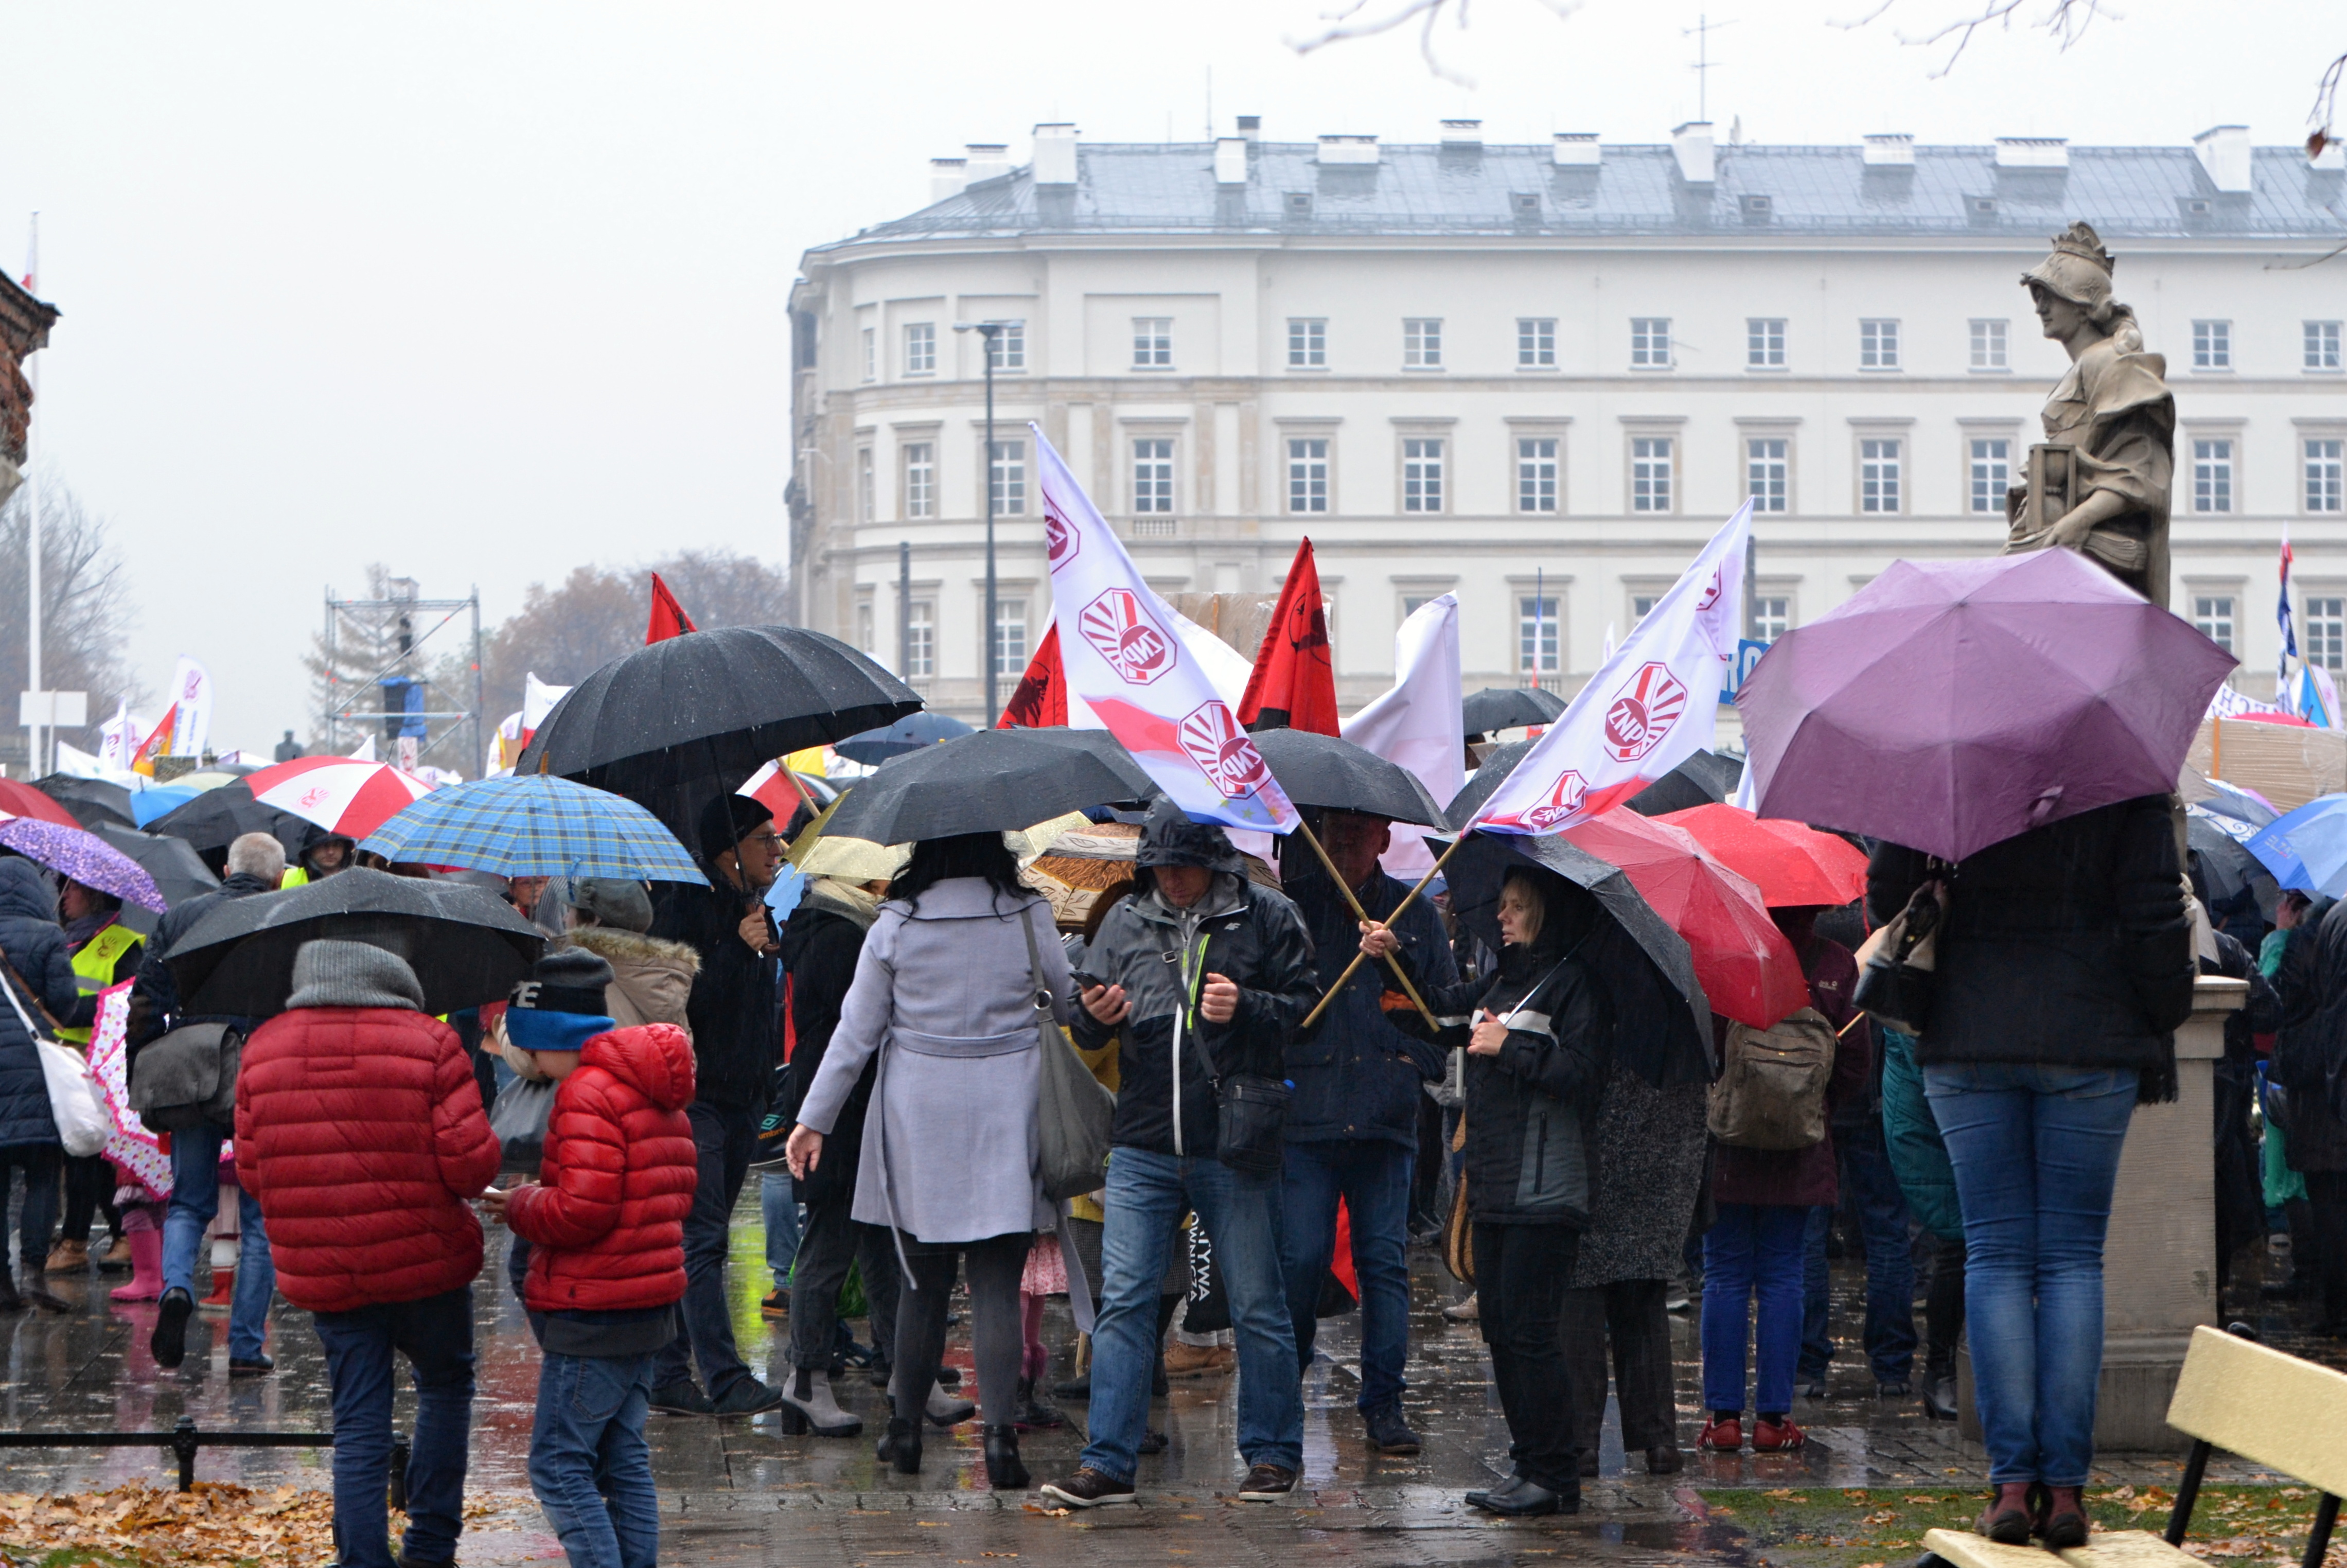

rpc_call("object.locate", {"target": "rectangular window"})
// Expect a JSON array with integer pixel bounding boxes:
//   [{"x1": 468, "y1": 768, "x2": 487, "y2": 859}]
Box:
[
  {"x1": 1402, "y1": 437, "x2": 1444, "y2": 513},
  {"x1": 2306, "y1": 321, "x2": 2343, "y2": 372},
  {"x1": 2193, "y1": 595, "x2": 2236, "y2": 653},
  {"x1": 1860, "y1": 319, "x2": 1900, "y2": 369},
  {"x1": 1518, "y1": 596, "x2": 1559, "y2": 676},
  {"x1": 1969, "y1": 318, "x2": 2008, "y2": 371},
  {"x1": 992, "y1": 598, "x2": 1027, "y2": 678},
  {"x1": 1287, "y1": 318, "x2": 1325, "y2": 368},
  {"x1": 1752, "y1": 596, "x2": 1790, "y2": 642},
  {"x1": 1747, "y1": 318, "x2": 1786, "y2": 369},
  {"x1": 989, "y1": 438, "x2": 1027, "y2": 517},
  {"x1": 903, "y1": 322, "x2": 936, "y2": 375},
  {"x1": 2193, "y1": 438, "x2": 2235, "y2": 514},
  {"x1": 988, "y1": 323, "x2": 1025, "y2": 372},
  {"x1": 1287, "y1": 437, "x2": 1329, "y2": 514},
  {"x1": 1746, "y1": 437, "x2": 1788, "y2": 513},
  {"x1": 1516, "y1": 437, "x2": 1559, "y2": 514},
  {"x1": 1631, "y1": 436, "x2": 1673, "y2": 512},
  {"x1": 1631, "y1": 594, "x2": 1661, "y2": 626},
  {"x1": 901, "y1": 442, "x2": 935, "y2": 519},
  {"x1": 1403, "y1": 318, "x2": 1443, "y2": 368},
  {"x1": 855, "y1": 446, "x2": 874, "y2": 524},
  {"x1": 1969, "y1": 437, "x2": 2011, "y2": 515},
  {"x1": 1517, "y1": 318, "x2": 1556, "y2": 368},
  {"x1": 904, "y1": 600, "x2": 936, "y2": 678},
  {"x1": 1132, "y1": 438, "x2": 1175, "y2": 514},
  {"x1": 1630, "y1": 318, "x2": 1672, "y2": 368},
  {"x1": 1132, "y1": 316, "x2": 1172, "y2": 368},
  {"x1": 1860, "y1": 437, "x2": 1902, "y2": 513},
  {"x1": 2310, "y1": 438, "x2": 2346, "y2": 513},
  {"x1": 1401, "y1": 594, "x2": 1435, "y2": 622},
  {"x1": 856, "y1": 600, "x2": 875, "y2": 654},
  {"x1": 861, "y1": 327, "x2": 876, "y2": 382},
  {"x1": 2307, "y1": 596, "x2": 2346, "y2": 672},
  {"x1": 2193, "y1": 320, "x2": 2232, "y2": 371}
]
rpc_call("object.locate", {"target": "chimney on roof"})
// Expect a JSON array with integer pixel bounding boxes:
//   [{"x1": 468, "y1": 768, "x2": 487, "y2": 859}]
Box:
[
  {"x1": 1995, "y1": 136, "x2": 2069, "y2": 169},
  {"x1": 2317, "y1": 136, "x2": 2347, "y2": 171},
  {"x1": 965, "y1": 143, "x2": 1011, "y2": 183},
  {"x1": 1033, "y1": 122, "x2": 1078, "y2": 186},
  {"x1": 2193, "y1": 125, "x2": 2252, "y2": 193},
  {"x1": 1237, "y1": 115, "x2": 1261, "y2": 143},
  {"x1": 1440, "y1": 118, "x2": 1483, "y2": 149},
  {"x1": 930, "y1": 157, "x2": 968, "y2": 202},
  {"x1": 1317, "y1": 134, "x2": 1380, "y2": 165},
  {"x1": 1862, "y1": 133, "x2": 1914, "y2": 167},
  {"x1": 1552, "y1": 132, "x2": 1600, "y2": 167},
  {"x1": 1215, "y1": 137, "x2": 1249, "y2": 185},
  {"x1": 1672, "y1": 121, "x2": 1715, "y2": 184}
]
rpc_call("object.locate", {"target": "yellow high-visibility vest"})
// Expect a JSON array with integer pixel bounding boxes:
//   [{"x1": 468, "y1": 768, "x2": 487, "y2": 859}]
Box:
[{"x1": 60, "y1": 922, "x2": 143, "y2": 1046}]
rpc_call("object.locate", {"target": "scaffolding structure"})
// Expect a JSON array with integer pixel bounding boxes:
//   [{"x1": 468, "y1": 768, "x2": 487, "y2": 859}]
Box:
[{"x1": 321, "y1": 579, "x2": 486, "y2": 776}]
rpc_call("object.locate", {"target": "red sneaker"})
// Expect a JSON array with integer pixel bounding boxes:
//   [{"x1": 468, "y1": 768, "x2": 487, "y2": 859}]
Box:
[
  {"x1": 1752, "y1": 1416, "x2": 1807, "y2": 1451},
  {"x1": 1698, "y1": 1414, "x2": 1743, "y2": 1452}
]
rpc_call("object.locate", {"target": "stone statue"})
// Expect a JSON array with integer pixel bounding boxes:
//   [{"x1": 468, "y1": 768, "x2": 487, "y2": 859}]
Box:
[{"x1": 2004, "y1": 221, "x2": 2176, "y2": 608}]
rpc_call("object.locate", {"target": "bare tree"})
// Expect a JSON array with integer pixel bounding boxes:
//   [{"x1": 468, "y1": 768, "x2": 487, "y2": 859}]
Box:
[
  {"x1": 0, "y1": 481, "x2": 147, "y2": 768},
  {"x1": 1288, "y1": 0, "x2": 1581, "y2": 87}
]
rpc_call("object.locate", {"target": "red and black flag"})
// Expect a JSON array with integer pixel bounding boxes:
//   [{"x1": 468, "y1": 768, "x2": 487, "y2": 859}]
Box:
[
  {"x1": 646, "y1": 573, "x2": 698, "y2": 643},
  {"x1": 1237, "y1": 538, "x2": 1338, "y2": 735},
  {"x1": 998, "y1": 623, "x2": 1069, "y2": 728}
]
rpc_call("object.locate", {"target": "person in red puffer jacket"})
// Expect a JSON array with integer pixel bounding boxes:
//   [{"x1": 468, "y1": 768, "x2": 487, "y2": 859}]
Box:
[
  {"x1": 483, "y1": 949, "x2": 696, "y2": 1568},
  {"x1": 235, "y1": 938, "x2": 499, "y2": 1568}
]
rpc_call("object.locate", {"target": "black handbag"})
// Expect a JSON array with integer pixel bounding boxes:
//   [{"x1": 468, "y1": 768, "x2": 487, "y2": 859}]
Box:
[
  {"x1": 1181, "y1": 1009, "x2": 1289, "y2": 1177},
  {"x1": 1853, "y1": 879, "x2": 1947, "y2": 1036}
]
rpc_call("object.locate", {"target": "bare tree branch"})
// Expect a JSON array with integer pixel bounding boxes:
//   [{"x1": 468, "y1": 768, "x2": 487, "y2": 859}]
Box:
[
  {"x1": 0, "y1": 480, "x2": 148, "y2": 762},
  {"x1": 1287, "y1": 0, "x2": 1579, "y2": 85},
  {"x1": 1831, "y1": 0, "x2": 2110, "y2": 79}
]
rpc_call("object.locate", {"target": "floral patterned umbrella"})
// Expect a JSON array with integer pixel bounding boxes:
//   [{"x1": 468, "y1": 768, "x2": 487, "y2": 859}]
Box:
[
  {"x1": 0, "y1": 816, "x2": 167, "y2": 911},
  {"x1": 85, "y1": 982, "x2": 177, "y2": 1198}
]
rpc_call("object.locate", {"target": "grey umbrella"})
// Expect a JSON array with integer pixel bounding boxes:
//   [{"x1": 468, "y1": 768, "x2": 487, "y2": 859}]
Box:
[
  {"x1": 87, "y1": 824, "x2": 221, "y2": 938},
  {"x1": 822, "y1": 727, "x2": 1159, "y2": 844},
  {"x1": 1625, "y1": 750, "x2": 1743, "y2": 817},
  {"x1": 32, "y1": 775, "x2": 138, "y2": 831},
  {"x1": 1460, "y1": 685, "x2": 1566, "y2": 736},
  {"x1": 2186, "y1": 806, "x2": 2280, "y2": 922}
]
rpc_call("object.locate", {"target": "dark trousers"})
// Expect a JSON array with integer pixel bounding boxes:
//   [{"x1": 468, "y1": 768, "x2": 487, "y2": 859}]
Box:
[
  {"x1": 311, "y1": 1285, "x2": 474, "y2": 1568},
  {"x1": 655, "y1": 1101, "x2": 757, "y2": 1400},
  {"x1": 788, "y1": 1190, "x2": 901, "y2": 1373},
  {"x1": 1473, "y1": 1221, "x2": 1581, "y2": 1500},
  {"x1": 2306, "y1": 1169, "x2": 2347, "y2": 1330},
  {"x1": 1279, "y1": 1139, "x2": 1414, "y2": 1415},
  {"x1": 1922, "y1": 1230, "x2": 1967, "y2": 1378},
  {"x1": 1799, "y1": 1126, "x2": 1918, "y2": 1384},
  {"x1": 891, "y1": 1231, "x2": 1027, "y2": 1427},
  {"x1": 1562, "y1": 1278, "x2": 1677, "y2": 1456},
  {"x1": 1, "y1": 1143, "x2": 61, "y2": 1276},
  {"x1": 1409, "y1": 1094, "x2": 1446, "y2": 1234},
  {"x1": 60, "y1": 1154, "x2": 117, "y2": 1247}
]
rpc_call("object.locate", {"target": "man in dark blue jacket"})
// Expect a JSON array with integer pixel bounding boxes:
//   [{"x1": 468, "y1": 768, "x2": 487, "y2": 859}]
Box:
[{"x1": 1277, "y1": 812, "x2": 1454, "y2": 1455}]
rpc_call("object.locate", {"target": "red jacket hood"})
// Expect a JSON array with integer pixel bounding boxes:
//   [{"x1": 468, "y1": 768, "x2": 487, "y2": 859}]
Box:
[{"x1": 581, "y1": 1022, "x2": 696, "y2": 1113}]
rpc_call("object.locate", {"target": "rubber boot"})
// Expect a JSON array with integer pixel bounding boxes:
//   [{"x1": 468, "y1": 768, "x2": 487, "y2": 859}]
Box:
[
  {"x1": 200, "y1": 1266, "x2": 235, "y2": 1312},
  {"x1": 111, "y1": 1229, "x2": 164, "y2": 1303}
]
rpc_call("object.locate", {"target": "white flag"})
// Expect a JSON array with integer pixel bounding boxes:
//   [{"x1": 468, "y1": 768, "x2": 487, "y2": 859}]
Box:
[
  {"x1": 166, "y1": 658, "x2": 213, "y2": 757},
  {"x1": 348, "y1": 733, "x2": 379, "y2": 762},
  {"x1": 522, "y1": 672, "x2": 570, "y2": 731},
  {"x1": 1472, "y1": 503, "x2": 1752, "y2": 835},
  {"x1": 1036, "y1": 425, "x2": 1297, "y2": 833},
  {"x1": 1342, "y1": 593, "x2": 1463, "y2": 876}
]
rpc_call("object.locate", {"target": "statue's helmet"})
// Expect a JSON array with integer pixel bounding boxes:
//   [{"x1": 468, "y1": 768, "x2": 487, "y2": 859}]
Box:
[{"x1": 2021, "y1": 221, "x2": 2117, "y2": 319}]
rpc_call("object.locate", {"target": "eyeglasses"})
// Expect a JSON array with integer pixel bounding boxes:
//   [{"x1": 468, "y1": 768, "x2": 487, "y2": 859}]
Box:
[{"x1": 744, "y1": 833, "x2": 786, "y2": 851}]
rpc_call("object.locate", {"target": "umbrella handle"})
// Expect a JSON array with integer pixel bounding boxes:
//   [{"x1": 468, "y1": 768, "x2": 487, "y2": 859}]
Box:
[{"x1": 1300, "y1": 834, "x2": 1467, "y2": 1032}]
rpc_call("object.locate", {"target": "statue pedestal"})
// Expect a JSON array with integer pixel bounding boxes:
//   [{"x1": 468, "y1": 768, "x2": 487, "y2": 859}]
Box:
[{"x1": 1958, "y1": 975, "x2": 2245, "y2": 1451}]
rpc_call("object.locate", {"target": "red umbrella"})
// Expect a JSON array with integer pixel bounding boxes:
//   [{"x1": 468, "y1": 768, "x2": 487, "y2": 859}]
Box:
[
  {"x1": 1559, "y1": 808, "x2": 1811, "y2": 1028},
  {"x1": 243, "y1": 756, "x2": 433, "y2": 841},
  {"x1": 0, "y1": 780, "x2": 82, "y2": 828},
  {"x1": 1658, "y1": 803, "x2": 1870, "y2": 909}
]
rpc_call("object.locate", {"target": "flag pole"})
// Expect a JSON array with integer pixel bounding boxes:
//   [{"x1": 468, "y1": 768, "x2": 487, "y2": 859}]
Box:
[
  {"x1": 1292, "y1": 817, "x2": 1438, "y2": 1029},
  {"x1": 1299, "y1": 832, "x2": 1467, "y2": 1032}
]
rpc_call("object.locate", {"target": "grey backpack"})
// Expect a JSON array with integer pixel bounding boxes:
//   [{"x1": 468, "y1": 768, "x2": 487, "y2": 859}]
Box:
[
  {"x1": 1706, "y1": 1007, "x2": 1836, "y2": 1151},
  {"x1": 129, "y1": 1023, "x2": 241, "y2": 1134}
]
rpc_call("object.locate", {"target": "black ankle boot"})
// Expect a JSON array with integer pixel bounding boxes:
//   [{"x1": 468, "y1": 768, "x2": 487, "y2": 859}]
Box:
[
  {"x1": 984, "y1": 1424, "x2": 1030, "y2": 1490},
  {"x1": 877, "y1": 1415, "x2": 921, "y2": 1474}
]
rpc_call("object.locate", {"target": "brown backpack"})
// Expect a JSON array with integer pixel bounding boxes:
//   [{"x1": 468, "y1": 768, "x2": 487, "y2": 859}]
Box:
[{"x1": 1706, "y1": 1007, "x2": 1837, "y2": 1150}]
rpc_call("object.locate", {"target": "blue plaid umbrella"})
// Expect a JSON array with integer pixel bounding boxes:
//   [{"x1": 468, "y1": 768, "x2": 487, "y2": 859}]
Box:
[{"x1": 357, "y1": 775, "x2": 709, "y2": 885}]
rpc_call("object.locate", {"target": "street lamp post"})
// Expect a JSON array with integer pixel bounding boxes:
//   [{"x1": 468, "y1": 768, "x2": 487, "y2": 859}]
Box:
[{"x1": 954, "y1": 319, "x2": 1021, "y2": 725}]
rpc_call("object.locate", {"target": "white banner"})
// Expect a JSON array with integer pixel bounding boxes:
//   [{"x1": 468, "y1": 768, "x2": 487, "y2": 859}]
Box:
[
  {"x1": 1035, "y1": 425, "x2": 1297, "y2": 833},
  {"x1": 1341, "y1": 592, "x2": 1463, "y2": 875},
  {"x1": 165, "y1": 658, "x2": 213, "y2": 757},
  {"x1": 522, "y1": 672, "x2": 570, "y2": 731},
  {"x1": 1472, "y1": 503, "x2": 1752, "y2": 835}
]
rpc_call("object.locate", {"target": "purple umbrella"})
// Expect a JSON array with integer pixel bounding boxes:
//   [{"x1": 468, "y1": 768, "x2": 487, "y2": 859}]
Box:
[
  {"x1": 0, "y1": 817, "x2": 168, "y2": 912},
  {"x1": 1737, "y1": 549, "x2": 2235, "y2": 864}
]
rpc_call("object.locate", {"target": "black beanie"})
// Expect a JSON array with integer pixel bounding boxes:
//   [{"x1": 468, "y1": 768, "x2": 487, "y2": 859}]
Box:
[
  {"x1": 508, "y1": 947, "x2": 614, "y2": 1018},
  {"x1": 699, "y1": 792, "x2": 774, "y2": 864}
]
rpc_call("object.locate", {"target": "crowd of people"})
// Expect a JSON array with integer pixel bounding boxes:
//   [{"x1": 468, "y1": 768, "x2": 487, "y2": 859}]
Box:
[{"x1": 0, "y1": 767, "x2": 2340, "y2": 1565}]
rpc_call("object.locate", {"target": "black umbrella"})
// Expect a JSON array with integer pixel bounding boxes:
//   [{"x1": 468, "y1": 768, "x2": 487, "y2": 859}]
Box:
[
  {"x1": 2186, "y1": 807, "x2": 2280, "y2": 921},
  {"x1": 162, "y1": 867, "x2": 545, "y2": 1018},
  {"x1": 515, "y1": 625, "x2": 921, "y2": 844},
  {"x1": 1444, "y1": 738, "x2": 1533, "y2": 830},
  {"x1": 834, "y1": 710, "x2": 976, "y2": 766},
  {"x1": 1248, "y1": 728, "x2": 1448, "y2": 828},
  {"x1": 823, "y1": 728, "x2": 1158, "y2": 844},
  {"x1": 145, "y1": 780, "x2": 319, "y2": 865},
  {"x1": 1441, "y1": 831, "x2": 1714, "y2": 1087},
  {"x1": 32, "y1": 775, "x2": 138, "y2": 831},
  {"x1": 1625, "y1": 750, "x2": 1743, "y2": 817},
  {"x1": 88, "y1": 824, "x2": 221, "y2": 938},
  {"x1": 1460, "y1": 685, "x2": 1566, "y2": 737}
]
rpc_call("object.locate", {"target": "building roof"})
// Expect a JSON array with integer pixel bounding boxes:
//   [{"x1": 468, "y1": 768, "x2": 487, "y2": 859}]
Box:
[{"x1": 817, "y1": 141, "x2": 2347, "y2": 252}]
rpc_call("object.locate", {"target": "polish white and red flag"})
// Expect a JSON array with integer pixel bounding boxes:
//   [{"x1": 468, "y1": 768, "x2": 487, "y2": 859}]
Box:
[
  {"x1": 1471, "y1": 502, "x2": 1754, "y2": 836},
  {"x1": 1034, "y1": 425, "x2": 1298, "y2": 834}
]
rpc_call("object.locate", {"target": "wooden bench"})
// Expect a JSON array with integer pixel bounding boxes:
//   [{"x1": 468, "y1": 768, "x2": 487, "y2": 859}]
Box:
[{"x1": 1920, "y1": 1324, "x2": 2346, "y2": 1568}]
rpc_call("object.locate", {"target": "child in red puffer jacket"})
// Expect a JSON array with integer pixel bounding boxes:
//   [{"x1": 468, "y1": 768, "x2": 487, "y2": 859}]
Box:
[{"x1": 484, "y1": 949, "x2": 696, "y2": 1568}]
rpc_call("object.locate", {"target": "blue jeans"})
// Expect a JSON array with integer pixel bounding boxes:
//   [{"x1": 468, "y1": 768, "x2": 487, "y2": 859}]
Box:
[
  {"x1": 762, "y1": 1173, "x2": 801, "y2": 1291},
  {"x1": 311, "y1": 1285, "x2": 474, "y2": 1568},
  {"x1": 1081, "y1": 1147, "x2": 1302, "y2": 1483},
  {"x1": 529, "y1": 1351, "x2": 658, "y2": 1568},
  {"x1": 1798, "y1": 1127, "x2": 1919, "y2": 1385},
  {"x1": 1279, "y1": 1139, "x2": 1413, "y2": 1415},
  {"x1": 1925, "y1": 1062, "x2": 2136, "y2": 1486},
  {"x1": 1701, "y1": 1202, "x2": 1807, "y2": 1415},
  {"x1": 163, "y1": 1126, "x2": 273, "y2": 1362}
]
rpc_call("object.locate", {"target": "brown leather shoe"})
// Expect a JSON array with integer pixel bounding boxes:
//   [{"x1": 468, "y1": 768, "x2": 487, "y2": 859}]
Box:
[
  {"x1": 1977, "y1": 1482, "x2": 2034, "y2": 1544},
  {"x1": 2037, "y1": 1485, "x2": 2089, "y2": 1549},
  {"x1": 1163, "y1": 1342, "x2": 1235, "y2": 1377}
]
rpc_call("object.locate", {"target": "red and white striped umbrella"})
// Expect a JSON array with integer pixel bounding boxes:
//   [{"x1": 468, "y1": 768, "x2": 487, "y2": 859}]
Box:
[{"x1": 244, "y1": 756, "x2": 434, "y2": 840}]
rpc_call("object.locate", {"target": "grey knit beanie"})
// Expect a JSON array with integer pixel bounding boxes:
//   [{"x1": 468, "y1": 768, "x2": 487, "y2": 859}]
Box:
[
  {"x1": 286, "y1": 939, "x2": 427, "y2": 1012},
  {"x1": 569, "y1": 878, "x2": 655, "y2": 934}
]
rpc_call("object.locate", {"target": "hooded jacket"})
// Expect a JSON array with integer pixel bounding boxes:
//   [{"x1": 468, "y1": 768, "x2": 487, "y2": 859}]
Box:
[
  {"x1": 649, "y1": 872, "x2": 779, "y2": 1112},
  {"x1": 0, "y1": 857, "x2": 79, "y2": 1148},
  {"x1": 561, "y1": 925, "x2": 699, "y2": 1032},
  {"x1": 126, "y1": 870, "x2": 279, "y2": 1062},
  {"x1": 1071, "y1": 804, "x2": 1317, "y2": 1159},
  {"x1": 507, "y1": 1022, "x2": 698, "y2": 1314},
  {"x1": 235, "y1": 941, "x2": 501, "y2": 1313}
]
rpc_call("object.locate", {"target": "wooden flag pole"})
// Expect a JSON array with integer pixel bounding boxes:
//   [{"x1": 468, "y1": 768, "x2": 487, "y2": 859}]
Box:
[
  {"x1": 1293, "y1": 818, "x2": 1438, "y2": 1031},
  {"x1": 1299, "y1": 833, "x2": 1468, "y2": 1032}
]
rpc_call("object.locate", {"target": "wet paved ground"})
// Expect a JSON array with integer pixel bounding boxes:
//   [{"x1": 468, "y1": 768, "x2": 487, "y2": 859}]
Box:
[{"x1": 3, "y1": 1188, "x2": 2339, "y2": 1564}]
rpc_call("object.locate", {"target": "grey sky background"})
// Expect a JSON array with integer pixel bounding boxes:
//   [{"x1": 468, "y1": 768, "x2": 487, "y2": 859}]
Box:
[{"x1": 2, "y1": 0, "x2": 2336, "y2": 748}]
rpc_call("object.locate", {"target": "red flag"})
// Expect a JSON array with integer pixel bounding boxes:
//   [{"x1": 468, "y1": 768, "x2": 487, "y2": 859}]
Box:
[
  {"x1": 1238, "y1": 539, "x2": 1339, "y2": 735},
  {"x1": 646, "y1": 573, "x2": 698, "y2": 643},
  {"x1": 998, "y1": 623, "x2": 1069, "y2": 729}
]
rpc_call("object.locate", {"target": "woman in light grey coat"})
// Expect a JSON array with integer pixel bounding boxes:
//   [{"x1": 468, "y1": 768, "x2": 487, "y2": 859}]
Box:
[{"x1": 789, "y1": 831, "x2": 1069, "y2": 1491}]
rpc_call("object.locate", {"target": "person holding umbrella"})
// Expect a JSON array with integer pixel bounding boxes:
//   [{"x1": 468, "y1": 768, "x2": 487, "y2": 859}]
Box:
[{"x1": 47, "y1": 877, "x2": 144, "y2": 1278}]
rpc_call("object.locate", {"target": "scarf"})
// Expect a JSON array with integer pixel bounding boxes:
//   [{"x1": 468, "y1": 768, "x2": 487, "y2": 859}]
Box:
[{"x1": 806, "y1": 877, "x2": 881, "y2": 932}]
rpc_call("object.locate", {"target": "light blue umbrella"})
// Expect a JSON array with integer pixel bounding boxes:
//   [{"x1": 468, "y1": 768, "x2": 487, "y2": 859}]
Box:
[
  {"x1": 358, "y1": 774, "x2": 708, "y2": 885},
  {"x1": 130, "y1": 784, "x2": 202, "y2": 826},
  {"x1": 2244, "y1": 794, "x2": 2347, "y2": 895}
]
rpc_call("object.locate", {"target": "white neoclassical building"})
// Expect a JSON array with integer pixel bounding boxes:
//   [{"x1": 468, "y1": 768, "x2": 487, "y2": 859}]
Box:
[{"x1": 786, "y1": 120, "x2": 2347, "y2": 724}]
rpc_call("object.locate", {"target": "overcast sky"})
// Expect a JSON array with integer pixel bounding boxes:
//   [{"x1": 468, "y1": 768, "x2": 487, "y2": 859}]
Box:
[{"x1": 3, "y1": 0, "x2": 2336, "y2": 749}]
